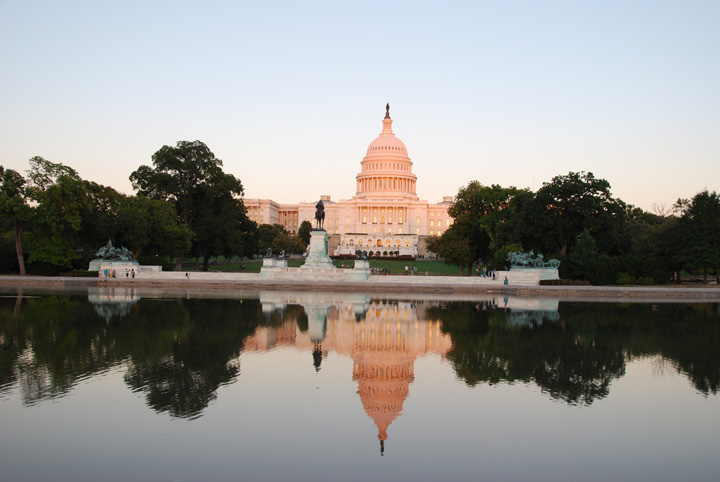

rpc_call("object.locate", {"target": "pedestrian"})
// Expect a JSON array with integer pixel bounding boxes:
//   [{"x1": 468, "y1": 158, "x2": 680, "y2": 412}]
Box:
[
  {"x1": 186, "y1": 272, "x2": 190, "y2": 279},
  {"x1": 131, "y1": 269, "x2": 135, "y2": 278},
  {"x1": 504, "y1": 276, "x2": 509, "y2": 285},
  {"x1": 104, "y1": 268, "x2": 108, "y2": 278},
  {"x1": 125, "y1": 268, "x2": 129, "y2": 278},
  {"x1": 482, "y1": 267, "x2": 488, "y2": 278},
  {"x1": 405, "y1": 265, "x2": 409, "y2": 275}
]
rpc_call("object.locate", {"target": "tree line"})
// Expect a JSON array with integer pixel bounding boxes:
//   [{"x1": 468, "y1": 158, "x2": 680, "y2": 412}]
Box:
[
  {"x1": 2, "y1": 141, "x2": 718, "y2": 283},
  {"x1": 0, "y1": 140, "x2": 309, "y2": 275},
  {"x1": 427, "y1": 172, "x2": 720, "y2": 284}
]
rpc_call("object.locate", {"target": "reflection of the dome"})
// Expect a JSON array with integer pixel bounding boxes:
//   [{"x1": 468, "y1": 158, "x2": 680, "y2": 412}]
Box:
[{"x1": 251, "y1": 294, "x2": 453, "y2": 454}]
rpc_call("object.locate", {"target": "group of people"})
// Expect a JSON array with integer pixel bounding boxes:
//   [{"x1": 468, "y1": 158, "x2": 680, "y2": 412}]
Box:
[
  {"x1": 404, "y1": 265, "x2": 420, "y2": 275},
  {"x1": 103, "y1": 268, "x2": 135, "y2": 279},
  {"x1": 477, "y1": 266, "x2": 498, "y2": 279}
]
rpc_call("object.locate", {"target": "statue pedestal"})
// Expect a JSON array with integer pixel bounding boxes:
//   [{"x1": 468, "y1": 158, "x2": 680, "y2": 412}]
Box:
[
  {"x1": 262, "y1": 257, "x2": 288, "y2": 268},
  {"x1": 259, "y1": 230, "x2": 370, "y2": 281},
  {"x1": 354, "y1": 259, "x2": 370, "y2": 270},
  {"x1": 302, "y1": 230, "x2": 335, "y2": 270}
]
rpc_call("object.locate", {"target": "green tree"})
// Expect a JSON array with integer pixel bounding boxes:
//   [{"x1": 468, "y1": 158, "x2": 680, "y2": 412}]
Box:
[
  {"x1": 566, "y1": 229, "x2": 599, "y2": 281},
  {"x1": 425, "y1": 230, "x2": 473, "y2": 275},
  {"x1": 533, "y1": 171, "x2": 628, "y2": 256},
  {"x1": 677, "y1": 190, "x2": 720, "y2": 283},
  {"x1": 24, "y1": 157, "x2": 91, "y2": 270},
  {"x1": 115, "y1": 195, "x2": 192, "y2": 260},
  {"x1": 257, "y1": 224, "x2": 304, "y2": 255},
  {"x1": 130, "y1": 140, "x2": 253, "y2": 270},
  {"x1": 298, "y1": 220, "x2": 312, "y2": 246},
  {"x1": 0, "y1": 167, "x2": 32, "y2": 274},
  {"x1": 434, "y1": 181, "x2": 520, "y2": 275}
]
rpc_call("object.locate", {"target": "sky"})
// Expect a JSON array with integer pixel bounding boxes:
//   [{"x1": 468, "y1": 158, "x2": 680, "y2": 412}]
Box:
[{"x1": 1, "y1": 0, "x2": 718, "y2": 211}]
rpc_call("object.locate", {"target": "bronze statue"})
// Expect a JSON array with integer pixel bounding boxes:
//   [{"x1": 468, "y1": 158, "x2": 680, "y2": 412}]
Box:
[
  {"x1": 385, "y1": 103, "x2": 390, "y2": 119},
  {"x1": 315, "y1": 200, "x2": 325, "y2": 230}
]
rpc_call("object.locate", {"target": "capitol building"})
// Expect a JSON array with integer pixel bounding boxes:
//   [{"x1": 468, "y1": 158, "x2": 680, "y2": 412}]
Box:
[{"x1": 244, "y1": 106, "x2": 453, "y2": 257}]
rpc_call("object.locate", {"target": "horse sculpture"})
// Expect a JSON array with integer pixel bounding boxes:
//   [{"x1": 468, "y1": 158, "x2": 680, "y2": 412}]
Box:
[{"x1": 315, "y1": 200, "x2": 325, "y2": 230}]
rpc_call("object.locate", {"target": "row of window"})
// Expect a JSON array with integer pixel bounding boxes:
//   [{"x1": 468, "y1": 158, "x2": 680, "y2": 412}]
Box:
[
  {"x1": 364, "y1": 162, "x2": 409, "y2": 170},
  {"x1": 347, "y1": 239, "x2": 412, "y2": 248}
]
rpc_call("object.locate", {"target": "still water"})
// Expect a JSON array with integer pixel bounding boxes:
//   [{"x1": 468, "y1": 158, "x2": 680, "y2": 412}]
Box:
[{"x1": 0, "y1": 286, "x2": 718, "y2": 481}]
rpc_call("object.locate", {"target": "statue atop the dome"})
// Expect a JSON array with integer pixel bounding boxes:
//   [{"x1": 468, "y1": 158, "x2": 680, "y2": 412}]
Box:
[
  {"x1": 314, "y1": 199, "x2": 325, "y2": 230},
  {"x1": 385, "y1": 103, "x2": 390, "y2": 119}
]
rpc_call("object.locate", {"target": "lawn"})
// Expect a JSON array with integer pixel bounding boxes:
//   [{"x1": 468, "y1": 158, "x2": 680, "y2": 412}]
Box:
[{"x1": 181, "y1": 258, "x2": 467, "y2": 275}]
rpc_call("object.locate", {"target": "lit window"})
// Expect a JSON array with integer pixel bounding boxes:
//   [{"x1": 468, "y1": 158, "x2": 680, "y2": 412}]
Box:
[
  {"x1": 430, "y1": 220, "x2": 434, "y2": 227},
  {"x1": 405, "y1": 240, "x2": 410, "y2": 247},
  {"x1": 363, "y1": 216, "x2": 367, "y2": 223},
  {"x1": 416, "y1": 217, "x2": 420, "y2": 224},
  {"x1": 388, "y1": 217, "x2": 393, "y2": 224},
  {"x1": 416, "y1": 228, "x2": 420, "y2": 234},
  {"x1": 399, "y1": 217, "x2": 403, "y2": 224},
  {"x1": 398, "y1": 228, "x2": 403, "y2": 234},
  {"x1": 447, "y1": 219, "x2": 451, "y2": 226},
  {"x1": 430, "y1": 230, "x2": 434, "y2": 235}
]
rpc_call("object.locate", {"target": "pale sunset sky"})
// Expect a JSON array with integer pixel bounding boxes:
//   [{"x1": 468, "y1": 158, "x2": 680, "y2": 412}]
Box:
[{"x1": 1, "y1": 0, "x2": 718, "y2": 211}]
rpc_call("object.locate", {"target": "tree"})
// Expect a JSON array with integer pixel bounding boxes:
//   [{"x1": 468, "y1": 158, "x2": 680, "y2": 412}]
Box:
[
  {"x1": 0, "y1": 167, "x2": 32, "y2": 274},
  {"x1": 677, "y1": 190, "x2": 720, "y2": 283},
  {"x1": 533, "y1": 171, "x2": 628, "y2": 255},
  {"x1": 115, "y1": 195, "x2": 192, "y2": 261},
  {"x1": 257, "y1": 224, "x2": 304, "y2": 255},
  {"x1": 24, "y1": 157, "x2": 90, "y2": 270},
  {"x1": 425, "y1": 229, "x2": 473, "y2": 275},
  {"x1": 440, "y1": 181, "x2": 520, "y2": 275},
  {"x1": 130, "y1": 140, "x2": 253, "y2": 270},
  {"x1": 566, "y1": 229, "x2": 599, "y2": 281},
  {"x1": 298, "y1": 220, "x2": 312, "y2": 246}
]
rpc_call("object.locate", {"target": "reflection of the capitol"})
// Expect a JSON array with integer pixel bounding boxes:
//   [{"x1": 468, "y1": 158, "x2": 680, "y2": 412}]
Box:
[{"x1": 248, "y1": 292, "x2": 453, "y2": 455}]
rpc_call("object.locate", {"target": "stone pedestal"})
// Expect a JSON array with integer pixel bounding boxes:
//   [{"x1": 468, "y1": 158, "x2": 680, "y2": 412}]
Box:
[
  {"x1": 302, "y1": 230, "x2": 335, "y2": 270},
  {"x1": 354, "y1": 259, "x2": 370, "y2": 271},
  {"x1": 262, "y1": 257, "x2": 288, "y2": 268}
]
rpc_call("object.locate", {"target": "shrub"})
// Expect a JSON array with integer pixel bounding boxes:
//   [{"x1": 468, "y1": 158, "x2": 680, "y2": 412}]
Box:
[
  {"x1": 62, "y1": 270, "x2": 99, "y2": 278},
  {"x1": 540, "y1": 279, "x2": 591, "y2": 286},
  {"x1": 616, "y1": 272, "x2": 635, "y2": 285},
  {"x1": 638, "y1": 276, "x2": 655, "y2": 286}
]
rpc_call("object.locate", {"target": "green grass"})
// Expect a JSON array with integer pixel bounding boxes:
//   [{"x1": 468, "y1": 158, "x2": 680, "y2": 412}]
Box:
[{"x1": 182, "y1": 258, "x2": 466, "y2": 275}]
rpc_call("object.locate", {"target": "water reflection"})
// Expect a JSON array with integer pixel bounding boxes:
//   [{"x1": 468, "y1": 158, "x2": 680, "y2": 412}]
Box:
[
  {"x1": 251, "y1": 292, "x2": 452, "y2": 453},
  {"x1": 0, "y1": 288, "x2": 718, "y2": 429}
]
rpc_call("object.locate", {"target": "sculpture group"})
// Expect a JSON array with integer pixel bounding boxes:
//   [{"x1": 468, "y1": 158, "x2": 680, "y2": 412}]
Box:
[
  {"x1": 95, "y1": 240, "x2": 134, "y2": 262},
  {"x1": 507, "y1": 251, "x2": 560, "y2": 269}
]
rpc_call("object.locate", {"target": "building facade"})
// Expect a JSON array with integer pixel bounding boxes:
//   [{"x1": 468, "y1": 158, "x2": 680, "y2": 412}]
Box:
[{"x1": 244, "y1": 107, "x2": 453, "y2": 257}]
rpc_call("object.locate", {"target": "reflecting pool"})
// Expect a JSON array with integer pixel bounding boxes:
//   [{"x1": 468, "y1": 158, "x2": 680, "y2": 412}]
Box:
[{"x1": 1, "y1": 287, "x2": 719, "y2": 481}]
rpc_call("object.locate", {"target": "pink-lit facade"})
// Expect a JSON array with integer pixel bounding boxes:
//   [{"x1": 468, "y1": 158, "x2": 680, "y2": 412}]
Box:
[{"x1": 244, "y1": 108, "x2": 453, "y2": 257}]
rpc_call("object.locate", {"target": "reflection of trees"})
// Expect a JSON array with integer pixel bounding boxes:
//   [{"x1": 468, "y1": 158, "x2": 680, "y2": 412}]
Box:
[
  {"x1": 0, "y1": 293, "x2": 271, "y2": 418},
  {"x1": 432, "y1": 301, "x2": 720, "y2": 404},
  {"x1": 1, "y1": 291, "x2": 718, "y2": 415},
  {"x1": 121, "y1": 299, "x2": 264, "y2": 419}
]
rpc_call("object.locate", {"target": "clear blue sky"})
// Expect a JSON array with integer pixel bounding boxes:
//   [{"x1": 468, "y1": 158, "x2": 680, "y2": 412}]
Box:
[{"x1": 1, "y1": 0, "x2": 718, "y2": 211}]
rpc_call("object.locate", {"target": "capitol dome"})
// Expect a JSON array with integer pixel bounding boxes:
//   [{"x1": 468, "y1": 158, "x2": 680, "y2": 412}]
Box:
[{"x1": 355, "y1": 105, "x2": 418, "y2": 200}]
